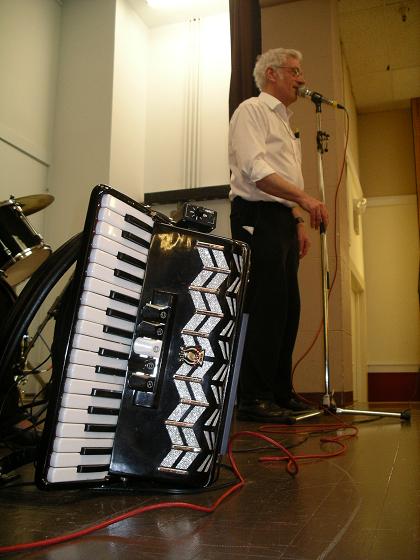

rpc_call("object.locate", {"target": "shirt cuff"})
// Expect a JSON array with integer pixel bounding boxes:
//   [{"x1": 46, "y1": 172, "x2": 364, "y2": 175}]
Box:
[{"x1": 249, "y1": 159, "x2": 276, "y2": 184}]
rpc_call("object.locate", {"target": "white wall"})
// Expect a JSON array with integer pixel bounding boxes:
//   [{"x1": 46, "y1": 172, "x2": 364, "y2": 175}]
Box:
[
  {"x1": 144, "y1": 11, "x2": 231, "y2": 194},
  {"x1": 0, "y1": 0, "x2": 61, "y2": 248},
  {"x1": 0, "y1": 0, "x2": 61, "y2": 164},
  {"x1": 1, "y1": 0, "x2": 231, "y2": 250},
  {"x1": 45, "y1": 0, "x2": 116, "y2": 249},
  {"x1": 364, "y1": 196, "x2": 419, "y2": 372},
  {"x1": 359, "y1": 108, "x2": 419, "y2": 377},
  {"x1": 110, "y1": 0, "x2": 149, "y2": 201}
]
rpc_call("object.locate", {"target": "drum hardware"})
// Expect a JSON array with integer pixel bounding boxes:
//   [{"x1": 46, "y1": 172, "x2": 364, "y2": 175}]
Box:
[
  {"x1": 12, "y1": 193, "x2": 55, "y2": 216},
  {"x1": 16, "y1": 291, "x2": 66, "y2": 392},
  {"x1": 0, "y1": 236, "x2": 81, "y2": 468},
  {"x1": 0, "y1": 194, "x2": 53, "y2": 286},
  {"x1": 0, "y1": 279, "x2": 21, "y2": 426}
]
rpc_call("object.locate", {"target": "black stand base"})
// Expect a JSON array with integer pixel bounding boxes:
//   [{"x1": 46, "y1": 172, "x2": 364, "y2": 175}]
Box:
[{"x1": 294, "y1": 405, "x2": 411, "y2": 423}]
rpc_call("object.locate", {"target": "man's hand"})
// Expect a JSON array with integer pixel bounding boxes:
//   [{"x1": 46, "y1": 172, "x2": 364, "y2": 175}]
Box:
[
  {"x1": 298, "y1": 192, "x2": 329, "y2": 230},
  {"x1": 297, "y1": 223, "x2": 310, "y2": 258}
]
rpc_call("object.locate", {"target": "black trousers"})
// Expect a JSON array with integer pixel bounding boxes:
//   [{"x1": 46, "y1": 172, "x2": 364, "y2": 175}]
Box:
[{"x1": 230, "y1": 197, "x2": 301, "y2": 403}]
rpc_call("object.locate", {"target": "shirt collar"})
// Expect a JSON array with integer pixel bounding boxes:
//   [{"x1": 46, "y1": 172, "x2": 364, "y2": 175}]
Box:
[{"x1": 259, "y1": 92, "x2": 293, "y2": 120}]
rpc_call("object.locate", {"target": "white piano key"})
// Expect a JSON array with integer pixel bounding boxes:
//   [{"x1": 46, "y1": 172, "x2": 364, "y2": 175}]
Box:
[
  {"x1": 61, "y1": 393, "x2": 121, "y2": 410},
  {"x1": 98, "y1": 207, "x2": 152, "y2": 242},
  {"x1": 84, "y1": 276, "x2": 140, "y2": 303},
  {"x1": 101, "y1": 193, "x2": 154, "y2": 228},
  {"x1": 92, "y1": 233, "x2": 148, "y2": 266},
  {"x1": 95, "y1": 221, "x2": 149, "y2": 258},
  {"x1": 58, "y1": 407, "x2": 118, "y2": 425},
  {"x1": 78, "y1": 305, "x2": 135, "y2": 332},
  {"x1": 47, "y1": 467, "x2": 109, "y2": 483},
  {"x1": 81, "y1": 290, "x2": 138, "y2": 317},
  {"x1": 67, "y1": 364, "x2": 125, "y2": 387},
  {"x1": 55, "y1": 422, "x2": 116, "y2": 439},
  {"x1": 53, "y1": 437, "x2": 114, "y2": 453},
  {"x1": 74, "y1": 319, "x2": 132, "y2": 345},
  {"x1": 50, "y1": 452, "x2": 112, "y2": 468},
  {"x1": 72, "y1": 333, "x2": 131, "y2": 355},
  {"x1": 89, "y1": 248, "x2": 145, "y2": 281},
  {"x1": 69, "y1": 349, "x2": 128, "y2": 371},
  {"x1": 64, "y1": 378, "x2": 123, "y2": 396},
  {"x1": 87, "y1": 262, "x2": 142, "y2": 293}
]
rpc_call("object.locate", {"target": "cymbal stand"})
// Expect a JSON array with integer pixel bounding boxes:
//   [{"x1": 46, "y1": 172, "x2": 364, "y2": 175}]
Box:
[{"x1": 295, "y1": 99, "x2": 410, "y2": 423}]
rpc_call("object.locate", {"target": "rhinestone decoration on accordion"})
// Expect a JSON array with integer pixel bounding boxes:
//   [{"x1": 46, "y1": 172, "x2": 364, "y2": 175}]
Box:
[{"x1": 159, "y1": 241, "x2": 243, "y2": 476}]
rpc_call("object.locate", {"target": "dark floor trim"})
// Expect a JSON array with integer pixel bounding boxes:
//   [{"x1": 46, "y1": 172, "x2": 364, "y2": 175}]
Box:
[
  {"x1": 368, "y1": 371, "x2": 420, "y2": 402},
  {"x1": 144, "y1": 185, "x2": 230, "y2": 205}
]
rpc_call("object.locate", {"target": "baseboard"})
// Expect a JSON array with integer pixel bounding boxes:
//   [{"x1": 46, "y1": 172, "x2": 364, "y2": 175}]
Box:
[{"x1": 368, "y1": 371, "x2": 420, "y2": 402}]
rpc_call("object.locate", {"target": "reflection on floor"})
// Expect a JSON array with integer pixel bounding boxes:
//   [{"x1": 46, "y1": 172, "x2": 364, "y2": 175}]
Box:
[{"x1": 0, "y1": 402, "x2": 418, "y2": 559}]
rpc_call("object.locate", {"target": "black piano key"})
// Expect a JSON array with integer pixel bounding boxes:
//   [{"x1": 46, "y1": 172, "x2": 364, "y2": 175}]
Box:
[
  {"x1": 84, "y1": 424, "x2": 117, "y2": 433},
  {"x1": 106, "y1": 307, "x2": 136, "y2": 323},
  {"x1": 88, "y1": 406, "x2": 119, "y2": 416},
  {"x1": 109, "y1": 290, "x2": 139, "y2": 307},
  {"x1": 124, "y1": 213, "x2": 153, "y2": 234},
  {"x1": 77, "y1": 464, "x2": 110, "y2": 473},
  {"x1": 95, "y1": 365, "x2": 126, "y2": 377},
  {"x1": 114, "y1": 268, "x2": 143, "y2": 286},
  {"x1": 103, "y1": 325, "x2": 133, "y2": 340},
  {"x1": 98, "y1": 347, "x2": 129, "y2": 360},
  {"x1": 121, "y1": 229, "x2": 150, "y2": 250},
  {"x1": 117, "y1": 251, "x2": 146, "y2": 270},
  {"x1": 80, "y1": 447, "x2": 113, "y2": 455},
  {"x1": 91, "y1": 388, "x2": 123, "y2": 399}
]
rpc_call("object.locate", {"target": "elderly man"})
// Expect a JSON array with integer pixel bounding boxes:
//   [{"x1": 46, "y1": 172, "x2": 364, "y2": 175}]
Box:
[{"x1": 229, "y1": 48, "x2": 328, "y2": 422}]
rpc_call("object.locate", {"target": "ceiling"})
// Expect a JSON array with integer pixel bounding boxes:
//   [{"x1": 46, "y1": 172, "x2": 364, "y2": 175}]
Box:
[
  {"x1": 337, "y1": 0, "x2": 420, "y2": 113},
  {"x1": 129, "y1": 0, "x2": 228, "y2": 26},
  {"x1": 131, "y1": 0, "x2": 420, "y2": 113}
]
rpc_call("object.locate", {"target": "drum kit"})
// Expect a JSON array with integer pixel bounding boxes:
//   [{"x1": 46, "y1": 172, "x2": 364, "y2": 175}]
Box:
[
  {"x1": 0, "y1": 192, "x2": 54, "y2": 329},
  {"x1": 0, "y1": 193, "x2": 55, "y2": 441},
  {"x1": 0, "y1": 193, "x2": 54, "y2": 288}
]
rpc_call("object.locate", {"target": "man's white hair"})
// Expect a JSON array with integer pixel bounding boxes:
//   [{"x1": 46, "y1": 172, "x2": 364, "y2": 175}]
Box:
[{"x1": 253, "y1": 48, "x2": 303, "y2": 91}]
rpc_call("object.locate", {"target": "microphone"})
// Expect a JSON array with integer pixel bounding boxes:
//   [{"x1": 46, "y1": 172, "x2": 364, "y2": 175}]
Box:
[{"x1": 298, "y1": 87, "x2": 345, "y2": 109}]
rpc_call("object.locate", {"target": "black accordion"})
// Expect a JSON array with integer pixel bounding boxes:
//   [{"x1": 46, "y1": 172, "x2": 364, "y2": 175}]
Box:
[{"x1": 36, "y1": 186, "x2": 249, "y2": 490}]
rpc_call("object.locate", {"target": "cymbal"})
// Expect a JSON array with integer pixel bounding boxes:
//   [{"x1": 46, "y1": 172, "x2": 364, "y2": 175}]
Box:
[{"x1": 14, "y1": 193, "x2": 55, "y2": 215}]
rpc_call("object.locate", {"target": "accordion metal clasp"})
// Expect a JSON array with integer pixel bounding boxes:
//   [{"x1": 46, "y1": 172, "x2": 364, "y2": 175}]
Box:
[{"x1": 179, "y1": 344, "x2": 205, "y2": 366}]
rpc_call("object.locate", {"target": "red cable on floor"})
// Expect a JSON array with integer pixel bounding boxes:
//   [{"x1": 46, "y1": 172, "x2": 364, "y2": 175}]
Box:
[
  {"x1": 0, "y1": 419, "x2": 357, "y2": 554},
  {"x1": 257, "y1": 416, "x2": 358, "y2": 464},
  {"x1": 0, "y1": 430, "x2": 297, "y2": 554}
]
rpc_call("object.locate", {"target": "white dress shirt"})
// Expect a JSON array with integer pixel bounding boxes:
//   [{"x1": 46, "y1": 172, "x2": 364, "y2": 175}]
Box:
[{"x1": 228, "y1": 92, "x2": 304, "y2": 206}]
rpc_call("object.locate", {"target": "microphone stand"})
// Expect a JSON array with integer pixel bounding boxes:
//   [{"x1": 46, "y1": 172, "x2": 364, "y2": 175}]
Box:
[{"x1": 295, "y1": 99, "x2": 410, "y2": 423}]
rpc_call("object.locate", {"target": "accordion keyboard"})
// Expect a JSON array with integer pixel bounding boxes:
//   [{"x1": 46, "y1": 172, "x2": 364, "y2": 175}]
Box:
[{"x1": 46, "y1": 193, "x2": 153, "y2": 484}]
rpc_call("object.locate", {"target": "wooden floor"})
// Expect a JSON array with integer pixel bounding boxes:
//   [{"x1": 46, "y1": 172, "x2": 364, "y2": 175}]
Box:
[{"x1": 1, "y1": 402, "x2": 419, "y2": 559}]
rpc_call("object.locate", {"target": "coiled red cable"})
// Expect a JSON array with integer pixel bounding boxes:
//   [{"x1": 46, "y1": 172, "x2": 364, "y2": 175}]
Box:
[{"x1": 0, "y1": 421, "x2": 358, "y2": 555}]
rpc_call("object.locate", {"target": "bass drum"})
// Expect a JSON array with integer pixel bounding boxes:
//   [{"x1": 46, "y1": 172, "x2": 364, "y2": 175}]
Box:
[
  {"x1": 0, "y1": 279, "x2": 20, "y2": 424},
  {"x1": 0, "y1": 233, "x2": 82, "y2": 429},
  {"x1": 0, "y1": 197, "x2": 52, "y2": 286},
  {"x1": 0, "y1": 277, "x2": 16, "y2": 323}
]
